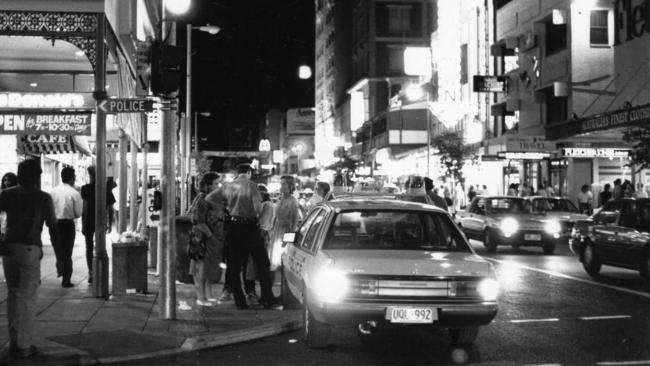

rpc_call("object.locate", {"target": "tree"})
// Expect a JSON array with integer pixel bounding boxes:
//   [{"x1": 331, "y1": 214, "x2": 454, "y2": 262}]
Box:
[
  {"x1": 430, "y1": 131, "x2": 476, "y2": 186},
  {"x1": 623, "y1": 126, "x2": 650, "y2": 172}
]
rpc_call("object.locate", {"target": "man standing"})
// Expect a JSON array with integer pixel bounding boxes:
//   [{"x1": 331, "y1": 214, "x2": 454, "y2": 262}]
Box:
[
  {"x1": 80, "y1": 166, "x2": 116, "y2": 284},
  {"x1": 50, "y1": 167, "x2": 83, "y2": 288},
  {"x1": 306, "y1": 181, "x2": 330, "y2": 211},
  {"x1": 424, "y1": 178, "x2": 448, "y2": 211},
  {"x1": 0, "y1": 159, "x2": 57, "y2": 358},
  {"x1": 206, "y1": 163, "x2": 274, "y2": 310}
]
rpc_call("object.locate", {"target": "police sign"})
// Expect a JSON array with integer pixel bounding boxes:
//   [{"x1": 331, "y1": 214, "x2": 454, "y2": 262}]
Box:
[{"x1": 98, "y1": 98, "x2": 154, "y2": 114}]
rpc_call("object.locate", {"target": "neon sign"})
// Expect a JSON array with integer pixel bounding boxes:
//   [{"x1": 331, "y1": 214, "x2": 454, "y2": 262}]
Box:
[{"x1": 0, "y1": 92, "x2": 95, "y2": 110}]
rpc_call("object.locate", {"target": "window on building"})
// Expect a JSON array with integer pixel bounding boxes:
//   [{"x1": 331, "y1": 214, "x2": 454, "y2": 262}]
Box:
[
  {"x1": 388, "y1": 5, "x2": 411, "y2": 32},
  {"x1": 388, "y1": 47, "x2": 403, "y2": 72},
  {"x1": 460, "y1": 44, "x2": 468, "y2": 84},
  {"x1": 545, "y1": 87, "x2": 567, "y2": 124},
  {"x1": 590, "y1": 10, "x2": 608, "y2": 45},
  {"x1": 545, "y1": 20, "x2": 567, "y2": 56}
]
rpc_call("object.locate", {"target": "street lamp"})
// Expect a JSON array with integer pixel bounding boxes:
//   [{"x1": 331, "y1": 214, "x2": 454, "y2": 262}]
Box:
[{"x1": 182, "y1": 23, "x2": 220, "y2": 213}]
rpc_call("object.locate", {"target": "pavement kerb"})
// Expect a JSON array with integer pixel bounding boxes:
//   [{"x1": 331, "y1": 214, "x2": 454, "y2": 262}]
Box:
[{"x1": 85, "y1": 313, "x2": 303, "y2": 365}]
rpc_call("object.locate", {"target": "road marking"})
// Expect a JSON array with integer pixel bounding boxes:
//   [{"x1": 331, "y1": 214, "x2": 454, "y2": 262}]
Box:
[
  {"x1": 509, "y1": 318, "x2": 559, "y2": 323},
  {"x1": 580, "y1": 315, "x2": 632, "y2": 321},
  {"x1": 487, "y1": 258, "x2": 650, "y2": 299},
  {"x1": 597, "y1": 361, "x2": 650, "y2": 365}
]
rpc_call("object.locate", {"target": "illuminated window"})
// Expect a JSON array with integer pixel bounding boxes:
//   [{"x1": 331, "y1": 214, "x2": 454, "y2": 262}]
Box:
[
  {"x1": 590, "y1": 10, "x2": 608, "y2": 45},
  {"x1": 388, "y1": 5, "x2": 411, "y2": 32},
  {"x1": 545, "y1": 20, "x2": 567, "y2": 56}
]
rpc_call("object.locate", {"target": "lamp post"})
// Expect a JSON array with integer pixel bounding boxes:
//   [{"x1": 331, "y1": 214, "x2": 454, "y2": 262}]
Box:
[{"x1": 183, "y1": 23, "x2": 220, "y2": 213}]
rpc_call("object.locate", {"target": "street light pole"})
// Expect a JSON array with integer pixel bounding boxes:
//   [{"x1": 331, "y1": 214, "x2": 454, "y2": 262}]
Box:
[{"x1": 426, "y1": 90, "x2": 431, "y2": 178}]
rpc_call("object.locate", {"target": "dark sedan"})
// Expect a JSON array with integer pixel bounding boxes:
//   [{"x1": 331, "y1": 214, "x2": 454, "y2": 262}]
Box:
[{"x1": 570, "y1": 198, "x2": 650, "y2": 279}]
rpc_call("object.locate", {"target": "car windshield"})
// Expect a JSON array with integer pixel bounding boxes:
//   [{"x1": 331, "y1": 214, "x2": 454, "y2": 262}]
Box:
[
  {"x1": 489, "y1": 198, "x2": 531, "y2": 214},
  {"x1": 322, "y1": 209, "x2": 470, "y2": 252},
  {"x1": 532, "y1": 198, "x2": 579, "y2": 213}
]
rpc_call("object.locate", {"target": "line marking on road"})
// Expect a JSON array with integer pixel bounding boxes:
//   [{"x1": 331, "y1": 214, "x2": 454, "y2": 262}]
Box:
[
  {"x1": 580, "y1": 315, "x2": 632, "y2": 321},
  {"x1": 597, "y1": 360, "x2": 650, "y2": 365},
  {"x1": 509, "y1": 318, "x2": 559, "y2": 323},
  {"x1": 486, "y1": 258, "x2": 650, "y2": 299}
]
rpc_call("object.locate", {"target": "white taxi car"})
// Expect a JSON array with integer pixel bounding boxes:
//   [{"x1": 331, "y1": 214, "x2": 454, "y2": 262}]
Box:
[{"x1": 280, "y1": 199, "x2": 499, "y2": 348}]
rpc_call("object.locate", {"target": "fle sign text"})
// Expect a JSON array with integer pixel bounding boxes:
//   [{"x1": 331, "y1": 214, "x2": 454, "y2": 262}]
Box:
[{"x1": 98, "y1": 98, "x2": 154, "y2": 114}]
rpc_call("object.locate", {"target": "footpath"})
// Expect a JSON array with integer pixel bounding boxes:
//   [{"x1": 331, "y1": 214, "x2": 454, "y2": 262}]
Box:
[{"x1": 0, "y1": 233, "x2": 302, "y2": 365}]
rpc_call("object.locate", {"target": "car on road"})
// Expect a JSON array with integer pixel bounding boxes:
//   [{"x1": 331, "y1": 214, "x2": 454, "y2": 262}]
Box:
[
  {"x1": 280, "y1": 199, "x2": 499, "y2": 348},
  {"x1": 455, "y1": 196, "x2": 562, "y2": 254},
  {"x1": 569, "y1": 198, "x2": 650, "y2": 279},
  {"x1": 526, "y1": 196, "x2": 588, "y2": 241}
]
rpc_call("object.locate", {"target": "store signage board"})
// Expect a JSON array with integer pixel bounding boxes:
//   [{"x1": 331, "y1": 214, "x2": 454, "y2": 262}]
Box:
[
  {"x1": 497, "y1": 151, "x2": 550, "y2": 160},
  {"x1": 0, "y1": 112, "x2": 91, "y2": 135},
  {"x1": 98, "y1": 98, "x2": 154, "y2": 114},
  {"x1": 473, "y1": 75, "x2": 507, "y2": 93},
  {"x1": 547, "y1": 103, "x2": 650, "y2": 140},
  {"x1": 561, "y1": 148, "x2": 630, "y2": 158},
  {"x1": 0, "y1": 92, "x2": 95, "y2": 110}
]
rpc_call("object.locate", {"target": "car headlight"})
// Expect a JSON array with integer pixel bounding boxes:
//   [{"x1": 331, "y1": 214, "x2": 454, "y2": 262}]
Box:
[
  {"x1": 477, "y1": 278, "x2": 499, "y2": 301},
  {"x1": 500, "y1": 217, "x2": 519, "y2": 237},
  {"x1": 545, "y1": 220, "x2": 562, "y2": 235},
  {"x1": 313, "y1": 269, "x2": 349, "y2": 302}
]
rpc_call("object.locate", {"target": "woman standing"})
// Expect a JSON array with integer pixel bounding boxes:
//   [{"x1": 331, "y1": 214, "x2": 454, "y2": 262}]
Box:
[
  {"x1": 189, "y1": 172, "x2": 225, "y2": 306},
  {"x1": 268, "y1": 176, "x2": 302, "y2": 272}
]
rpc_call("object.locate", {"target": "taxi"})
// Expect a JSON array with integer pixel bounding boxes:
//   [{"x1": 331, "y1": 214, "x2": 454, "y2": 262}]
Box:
[{"x1": 280, "y1": 199, "x2": 499, "y2": 348}]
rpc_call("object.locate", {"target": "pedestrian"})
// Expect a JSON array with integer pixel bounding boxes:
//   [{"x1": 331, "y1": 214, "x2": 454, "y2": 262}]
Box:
[
  {"x1": 599, "y1": 183, "x2": 612, "y2": 206},
  {"x1": 80, "y1": 166, "x2": 116, "y2": 284},
  {"x1": 577, "y1": 184, "x2": 594, "y2": 215},
  {"x1": 622, "y1": 179, "x2": 634, "y2": 197},
  {"x1": 424, "y1": 177, "x2": 448, "y2": 211},
  {"x1": 188, "y1": 172, "x2": 224, "y2": 306},
  {"x1": 507, "y1": 183, "x2": 517, "y2": 196},
  {"x1": 0, "y1": 159, "x2": 57, "y2": 359},
  {"x1": 244, "y1": 187, "x2": 275, "y2": 297},
  {"x1": 1, "y1": 173, "x2": 18, "y2": 190},
  {"x1": 268, "y1": 176, "x2": 302, "y2": 274},
  {"x1": 206, "y1": 163, "x2": 275, "y2": 310},
  {"x1": 306, "y1": 181, "x2": 330, "y2": 211},
  {"x1": 612, "y1": 178, "x2": 622, "y2": 199},
  {"x1": 49, "y1": 166, "x2": 82, "y2": 288},
  {"x1": 537, "y1": 184, "x2": 548, "y2": 197},
  {"x1": 467, "y1": 185, "x2": 476, "y2": 201}
]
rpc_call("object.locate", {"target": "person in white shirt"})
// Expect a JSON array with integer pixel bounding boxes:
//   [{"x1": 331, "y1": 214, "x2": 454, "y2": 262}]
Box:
[
  {"x1": 49, "y1": 167, "x2": 83, "y2": 287},
  {"x1": 577, "y1": 184, "x2": 594, "y2": 215},
  {"x1": 306, "y1": 182, "x2": 330, "y2": 212}
]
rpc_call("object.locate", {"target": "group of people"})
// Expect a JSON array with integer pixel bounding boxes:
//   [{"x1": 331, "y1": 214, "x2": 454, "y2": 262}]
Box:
[
  {"x1": 505, "y1": 182, "x2": 555, "y2": 198},
  {"x1": 577, "y1": 178, "x2": 650, "y2": 215},
  {"x1": 0, "y1": 160, "x2": 116, "y2": 359},
  {"x1": 185, "y1": 164, "x2": 333, "y2": 310}
]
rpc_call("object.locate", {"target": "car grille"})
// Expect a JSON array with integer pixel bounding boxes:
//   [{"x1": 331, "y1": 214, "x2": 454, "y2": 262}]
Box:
[{"x1": 346, "y1": 274, "x2": 483, "y2": 301}]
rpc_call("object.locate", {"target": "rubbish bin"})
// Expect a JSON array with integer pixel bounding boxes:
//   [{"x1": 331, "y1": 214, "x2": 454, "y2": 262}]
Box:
[{"x1": 112, "y1": 240, "x2": 148, "y2": 294}]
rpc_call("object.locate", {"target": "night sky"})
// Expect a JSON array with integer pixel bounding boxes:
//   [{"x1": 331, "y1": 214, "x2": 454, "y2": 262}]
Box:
[{"x1": 178, "y1": 0, "x2": 315, "y2": 151}]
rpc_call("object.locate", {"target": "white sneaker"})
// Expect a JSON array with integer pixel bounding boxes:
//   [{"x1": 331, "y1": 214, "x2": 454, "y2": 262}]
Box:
[{"x1": 196, "y1": 299, "x2": 214, "y2": 307}]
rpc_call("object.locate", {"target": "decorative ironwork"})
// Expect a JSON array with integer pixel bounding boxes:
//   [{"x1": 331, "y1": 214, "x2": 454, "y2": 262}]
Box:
[
  {"x1": 43, "y1": 36, "x2": 98, "y2": 72},
  {"x1": 0, "y1": 11, "x2": 97, "y2": 34}
]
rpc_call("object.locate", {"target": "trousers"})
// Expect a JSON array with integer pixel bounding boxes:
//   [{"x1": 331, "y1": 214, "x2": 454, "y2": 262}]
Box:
[
  {"x1": 51, "y1": 219, "x2": 76, "y2": 284},
  {"x1": 2, "y1": 243, "x2": 41, "y2": 349},
  {"x1": 225, "y1": 222, "x2": 273, "y2": 308}
]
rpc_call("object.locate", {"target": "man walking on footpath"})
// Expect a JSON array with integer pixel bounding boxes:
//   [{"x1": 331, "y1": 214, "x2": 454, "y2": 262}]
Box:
[
  {"x1": 50, "y1": 166, "x2": 82, "y2": 288},
  {"x1": 0, "y1": 159, "x2": 57, "y2": 359},
  {"x1": 206, "y1": 163, "x2": 275, "y2": 310},
  {"x1": 80, "y1": 166, "x2": 116, "y2": 284}
]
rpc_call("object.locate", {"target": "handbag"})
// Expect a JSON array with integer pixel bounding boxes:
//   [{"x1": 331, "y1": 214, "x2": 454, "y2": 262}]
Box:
[{"x1": 188, "y1": 227, "x2": 207, "y2": 261}]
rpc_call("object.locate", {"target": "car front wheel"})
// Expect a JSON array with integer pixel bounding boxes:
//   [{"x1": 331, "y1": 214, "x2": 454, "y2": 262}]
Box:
[
  {"x1": 484, "y1": 230, "x2": 497, "y2": 253},
  {"x1": 303, "y1": 294, "x2": 330, "y2": 348},
  {"x1": 449, "y1": 326, "x2": 479, "y2": 345},
  {"x1": 582, "y1": 244, "x2": 601, "y2": 275}
]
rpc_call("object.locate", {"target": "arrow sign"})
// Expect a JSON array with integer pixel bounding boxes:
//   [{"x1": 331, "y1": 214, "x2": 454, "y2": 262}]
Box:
[{"x1": 98, "y1": 98, "x2": 154, "y2": 114}]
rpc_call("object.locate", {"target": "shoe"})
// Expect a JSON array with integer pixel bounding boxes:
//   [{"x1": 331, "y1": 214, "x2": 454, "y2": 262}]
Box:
[
  {"x1": 62, "y1": 282, "x2": 74, "y2": 288},
  {"x1": 218, "y1": 291, "x2": 233, "y2": 302},
  {"x1": 246, "y1": 291, "x2": 259, "y2": 303},
  {"x1": 260, "y1": 296, "x2": 280, "y2": 310},
  {"x1": 10, "y1": 345, "x2": 38, "y2": 359},
  {"x1": 196, "y1": 299, "x2": 214, "y2": 307}
]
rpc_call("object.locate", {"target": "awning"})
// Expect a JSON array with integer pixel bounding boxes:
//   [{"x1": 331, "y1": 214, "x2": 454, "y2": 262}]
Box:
[
  {"x1": 17, "y1": 135, "x2": 92, "y2": 156},
  {"x1": 546, "y1": 103, "x2": 650, "y2": 140}
]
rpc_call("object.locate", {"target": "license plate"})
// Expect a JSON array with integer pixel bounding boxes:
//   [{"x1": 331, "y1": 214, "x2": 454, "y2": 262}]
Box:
[
  {"x1": 524, "y1": 234, "x2": 542, "y2": 241},
  {"x1": 386, "y1": 307, "x2": 437, "y2": 324}
]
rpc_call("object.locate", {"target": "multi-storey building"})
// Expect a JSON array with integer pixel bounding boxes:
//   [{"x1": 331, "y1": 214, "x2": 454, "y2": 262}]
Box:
[{"x1": 488, "y1": 0, "x2": 644, "y2": 202}]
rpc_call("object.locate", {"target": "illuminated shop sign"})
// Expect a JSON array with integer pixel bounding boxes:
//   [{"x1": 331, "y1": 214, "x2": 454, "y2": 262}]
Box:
[
  {"x1": 550, "y1": 159, "x2": 568, "y2": 167},
  {"x1": 0, "y1": 112, "x2": 91, "y2": 135},
  {"x1": 473, "y1": 75, "x2": 507, "y2": 93},
  {"x1": 613, "y1": 0, "x2": 650, "y2": 45},
  {"x1": 0, "y1": 92, "x2": 95, "y2": 110},
  {"x1": 561, "y1": 148, "x2": 630, "y2": 158},
  {"x1": 497, "y1": 151, "x2": 550, "y2": 160}
]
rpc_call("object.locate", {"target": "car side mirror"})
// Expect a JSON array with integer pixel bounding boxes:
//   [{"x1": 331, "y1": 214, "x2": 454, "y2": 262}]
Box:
[{"x1": 282, "y1": 232, "x2": 296, "y2": 244}]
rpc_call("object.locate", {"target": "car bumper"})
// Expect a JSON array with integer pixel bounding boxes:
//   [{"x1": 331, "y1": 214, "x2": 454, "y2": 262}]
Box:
[
  {"x1": 309, "y1": 300, "x2": 498, "y2": 327},
  {"x1": 496, "y1": 230, "x2": 558, "y2": 246}
]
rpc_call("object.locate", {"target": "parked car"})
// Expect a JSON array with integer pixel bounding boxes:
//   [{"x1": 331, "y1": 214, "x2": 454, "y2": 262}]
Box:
[
  {"x1": 526, "y1": 196, "x2": 588, "y2": 240},
  {"x1": 569, "y1": 198, "x2": 650, "y2": 278},
  {"x1": 280, "y1": 199, "x2": 499, "y2": 348},
  {"x1": 455, "y1": 196, "x2": 562, "y2": 254}
]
